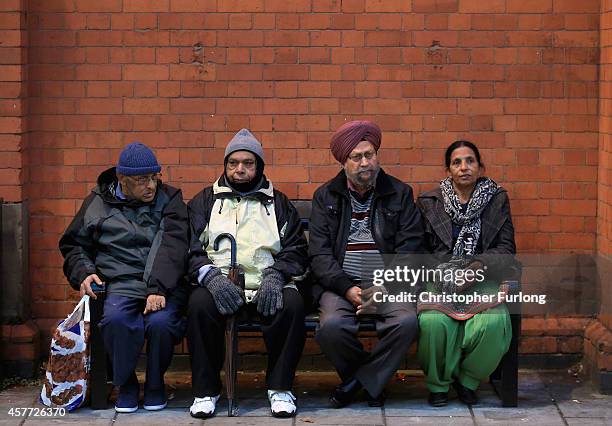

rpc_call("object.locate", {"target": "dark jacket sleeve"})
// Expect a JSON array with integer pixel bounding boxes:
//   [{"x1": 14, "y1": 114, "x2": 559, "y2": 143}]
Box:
[
  {"x1": 270, "y1": 191, "x2": 308, "y2": 280},
  {"x1": 146, "y1": 188, "x2": 190, "y2": 296},
  {"x1": 394, "y1": 185, "x2": 425, "y2": 254},
  {"x1": 385, "y1": 186, "x2": 426, "y2": 294},
  {"x1": 474, "y1": 192, "x2": 517, "y2": 276},
  {"x1": 415, "y1": 197, "x2": 450, "y2": 268},
  {"x1": 308, "y1": 188, "x2": 355, "y2": 298},
  {"x1": 59, "y1": 193, "x2": 97, "y2": 291},
  {"x1": 186, "y1": 190, "x2": 215, "y2": 282}
]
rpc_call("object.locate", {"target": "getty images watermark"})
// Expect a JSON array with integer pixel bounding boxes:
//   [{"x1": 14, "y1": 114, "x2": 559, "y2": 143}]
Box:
[{"x1": 370, "y1": 266, "x2": 547, "y2": 305}]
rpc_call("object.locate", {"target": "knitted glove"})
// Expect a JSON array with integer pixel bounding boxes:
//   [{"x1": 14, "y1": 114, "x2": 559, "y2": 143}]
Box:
[
  {"x1": 253, "y1": 268, "x2": 285, "y2": 317},
  {"x1": 201, "y1": 268, "x2": 244, "y2": 315}
]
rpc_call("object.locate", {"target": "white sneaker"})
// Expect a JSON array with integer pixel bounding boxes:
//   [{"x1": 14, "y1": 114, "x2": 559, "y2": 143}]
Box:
[
  {"x1": 268, "y1": 390, "x2": 297, "y2": 418},
  {"x1": 189, "y1": 394, "x2": 220, "y2": 418}
]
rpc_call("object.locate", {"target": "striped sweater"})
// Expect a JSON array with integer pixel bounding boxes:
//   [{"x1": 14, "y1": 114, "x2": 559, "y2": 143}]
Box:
[{"x1": 342, "y1": 190, "x2": 385, "y2": 285}]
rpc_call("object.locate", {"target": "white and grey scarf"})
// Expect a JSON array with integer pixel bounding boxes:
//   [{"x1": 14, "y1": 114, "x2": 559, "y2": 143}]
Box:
[
  {"x1": 441, "y1": 176, "x2": 498, "y2": 258},
  {"x1": 433, "y1": 177, "x2": 498, "y2": 294}
]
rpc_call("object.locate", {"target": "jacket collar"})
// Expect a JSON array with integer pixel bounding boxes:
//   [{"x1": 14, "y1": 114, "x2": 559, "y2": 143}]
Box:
[
  {"x1": 418, "y1": 185, "x2": 507, "y2": 251},
  {"x1": 213, "y1": 174, "x2": 274, "y2": 204},
  {"x1": 93, "y1": 167, "x2": 171, "y2": 208},
  {"x1": 328, "y1": 168, "x2": 396, "y2": 199}
]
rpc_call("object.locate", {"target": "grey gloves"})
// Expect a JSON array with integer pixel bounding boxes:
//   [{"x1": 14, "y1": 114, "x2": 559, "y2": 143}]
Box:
[
  {"x1": 201, "y1": 267, "x2": 244, "y2": 315},
  {"x1": 201, "y1": 266, "x2": 285, "y2": 317},
  {"x1": 253, "y1": 268, "x2": 285, "y2": 316}
]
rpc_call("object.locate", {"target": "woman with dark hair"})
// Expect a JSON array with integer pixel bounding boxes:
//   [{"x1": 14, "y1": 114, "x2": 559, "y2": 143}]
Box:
[{"x1": 416, "y1": 140, "x2": 518, "y2": 407}]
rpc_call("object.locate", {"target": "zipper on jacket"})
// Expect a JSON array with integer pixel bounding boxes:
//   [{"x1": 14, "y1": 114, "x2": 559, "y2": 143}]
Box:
[
  {"x1": 235, "y1": 198, "x2": 239, "y2": 225},
  {"x1": 218, "y1": 199, "x2": 224, "y2": 214},
  {"x1": 263, "y1": 203, "x2": 270, "y2": 216}
]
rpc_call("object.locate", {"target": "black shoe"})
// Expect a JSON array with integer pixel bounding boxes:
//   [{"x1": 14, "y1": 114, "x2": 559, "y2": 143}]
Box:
[
  {"x1": 428, "y1": 392, "x2": 448, "y2": 407},
  {"x1": 453, "y1": 382, "x2": 478, "y2": 405},
  {"x1": 366, "y1": 390, "x2": 386, "y2": 407},
  {"x1": 329, "y1": 377, "x2": 362, "y2": 408}
]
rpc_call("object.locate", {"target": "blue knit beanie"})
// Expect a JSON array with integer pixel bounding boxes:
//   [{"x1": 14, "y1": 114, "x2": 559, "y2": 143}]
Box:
[{"x1": 116, "y1": 142, "x2": 161, "y2": 176}]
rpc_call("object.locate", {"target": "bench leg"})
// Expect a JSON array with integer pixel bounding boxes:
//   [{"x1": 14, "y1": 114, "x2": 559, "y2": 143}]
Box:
[
  {"x1": 89, "y1": 294, "x2": 109, "y2": 410},
  {"x1": 491, "y1": 313, "x2": 520, "y2": 407},
  {"x1": 499, "y1": 340, "x2": 518, "y2": 407}
]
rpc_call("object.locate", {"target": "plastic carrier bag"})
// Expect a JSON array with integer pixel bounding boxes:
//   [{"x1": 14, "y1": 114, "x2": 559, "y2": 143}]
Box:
[{"x1": 40, "y1": 295, "x2": 91, "y2": 410}]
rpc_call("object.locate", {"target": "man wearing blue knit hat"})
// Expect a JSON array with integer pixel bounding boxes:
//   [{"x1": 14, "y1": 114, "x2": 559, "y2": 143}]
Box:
[{"x1": 60, "y1": 142, "x2": 190, "y2": 413}]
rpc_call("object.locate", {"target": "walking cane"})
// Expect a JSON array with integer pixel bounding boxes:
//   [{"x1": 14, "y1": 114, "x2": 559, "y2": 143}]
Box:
[{"x1": 213, "y1": 233, "x2": 245, "y2": 417}]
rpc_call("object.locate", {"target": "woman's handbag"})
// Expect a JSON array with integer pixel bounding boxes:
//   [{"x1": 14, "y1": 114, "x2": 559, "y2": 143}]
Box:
[{"x1": 40, "y1": 295, "x2": 91, "y2": 410}]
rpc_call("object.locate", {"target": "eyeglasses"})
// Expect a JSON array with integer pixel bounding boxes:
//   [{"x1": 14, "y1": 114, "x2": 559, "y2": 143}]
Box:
[
  {"x1": 348, "y1": 151, "x2": 377, "y2": 163},
  {"x1": 128, "y1": 173, "x2": 162, "y2": 186},
  {"x1": 227, "y1": 159, "x2": 256, "y2": 170}
]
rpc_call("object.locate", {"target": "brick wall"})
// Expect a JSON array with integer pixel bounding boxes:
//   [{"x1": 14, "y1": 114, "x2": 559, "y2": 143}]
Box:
[
  {"x1": 0, "y1": 0, "x2": 603, "y2": 351},
  {"x1": 600, "y1": 0, "x2": 612, "y2": 329},
  {"x1": 0, "y1": 0, "x2": 26, "y2": 202},
  {"x1": 587, "y1": 0, "x2": 612, "y2": 390}
]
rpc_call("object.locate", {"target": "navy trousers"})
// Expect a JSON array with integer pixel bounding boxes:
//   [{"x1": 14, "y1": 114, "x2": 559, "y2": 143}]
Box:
[{"x1": 99, "y1": 291, "x2": 186, "y2": 392}]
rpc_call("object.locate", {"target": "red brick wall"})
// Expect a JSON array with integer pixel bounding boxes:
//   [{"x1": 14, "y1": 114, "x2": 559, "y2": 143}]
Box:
[
  {"x1": 599, "y1": 0, "x2": 612, "y2": 330},
  {"x1": 0, "y1": 0, "x2": 26, "y2": 202},
  {"x1": 6, "y1": 0, "x2": 602, "y2": 333}
]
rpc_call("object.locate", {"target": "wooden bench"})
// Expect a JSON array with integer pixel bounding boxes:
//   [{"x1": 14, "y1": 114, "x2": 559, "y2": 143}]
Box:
[{"x1": 89, "y1": 200, "x2": 521, "y2": 409}]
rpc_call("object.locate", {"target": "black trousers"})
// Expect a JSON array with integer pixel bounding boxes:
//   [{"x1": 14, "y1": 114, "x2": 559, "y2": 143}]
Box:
[
  {"x1": 187, "y1": 287, "x2": 306, "y2": 397},
  {"x1": 316, "y1": 290, "x2": 419, "y2": 398}
]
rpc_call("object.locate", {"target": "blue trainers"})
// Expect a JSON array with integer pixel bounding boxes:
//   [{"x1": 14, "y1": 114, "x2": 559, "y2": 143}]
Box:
[{"x1": 115, "y1": 374, "x2": 139, "y2": 413}]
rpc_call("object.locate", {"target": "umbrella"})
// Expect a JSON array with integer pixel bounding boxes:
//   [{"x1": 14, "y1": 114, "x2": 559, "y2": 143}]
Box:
[{"x1": 213, "y1": 233, "x2": 245, "y2": 417}]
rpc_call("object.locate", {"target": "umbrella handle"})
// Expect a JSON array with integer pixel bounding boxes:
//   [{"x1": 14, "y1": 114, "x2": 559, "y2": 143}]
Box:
[{"x1": 213, "y1": 233, "x2": 237, "y2": 268}]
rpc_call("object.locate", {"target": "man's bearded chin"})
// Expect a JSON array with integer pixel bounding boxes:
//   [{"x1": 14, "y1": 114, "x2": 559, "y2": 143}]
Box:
[{"x1": 354, "y1": 168, "x2": 378, "y2": 189}]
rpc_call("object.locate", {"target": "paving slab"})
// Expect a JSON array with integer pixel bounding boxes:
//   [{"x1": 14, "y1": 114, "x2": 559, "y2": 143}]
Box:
[
  {"x1": 472, "y1": 389, "x2": 564, "y2": 425},
  {"x1": 202, "y1": 418, "x2": 290, "y2": 425},
  {"x1": 386, "y1": 417, "x2": 473, "y2": 425},
  {"x1": 556, "y1": 397, "x2": 612, "y2": 419},
  {"x1": 216, "y1": 397, "x2": 269, "y2": 417},
  {"x1": 384, "y1": 397, "x2": 471, "y2": 417},
  {"x1": 0, "y1": 386, "x2": 38, "y2": 425},
  {"x1": 22, "y1": 410, "x2": 114, "y2": 424},
  {"x1": 565, "y1": 419, "x2": 612, "y2": 426},
  {"x1": 114, "y1": 408, "x2": 201, "y2": 425},
  {"x1": 296, "y1": 403, "x2": 384, "y2": 426}
]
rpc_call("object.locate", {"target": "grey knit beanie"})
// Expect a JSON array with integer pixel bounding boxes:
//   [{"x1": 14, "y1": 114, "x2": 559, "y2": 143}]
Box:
[{"x1": 224, "y1": 129, "x2": 264, "y2": 163}]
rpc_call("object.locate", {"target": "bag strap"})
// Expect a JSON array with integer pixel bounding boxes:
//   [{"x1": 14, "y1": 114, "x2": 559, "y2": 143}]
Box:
[
  {"x1": 83, "y1": 295, "x2": 90, "y2": 322},
  {"x1": 58, "y1": 294, "x2": 89, "y2": 332}
]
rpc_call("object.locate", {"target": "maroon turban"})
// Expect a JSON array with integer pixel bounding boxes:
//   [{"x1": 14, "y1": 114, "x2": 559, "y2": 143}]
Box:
[{"x1": 330, "y1": 120, "x2": 382, "y2": 163}]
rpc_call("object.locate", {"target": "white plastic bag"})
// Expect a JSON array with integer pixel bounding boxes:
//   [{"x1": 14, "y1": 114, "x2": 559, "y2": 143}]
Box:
[{"x1": 40, "y1": 295, "x2": 91, "y2": 410}]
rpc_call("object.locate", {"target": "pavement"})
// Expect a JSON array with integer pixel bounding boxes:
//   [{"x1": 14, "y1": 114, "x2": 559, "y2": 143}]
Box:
[{"x1": 0, "y1": 370, "x2": 611, "y2": 426}]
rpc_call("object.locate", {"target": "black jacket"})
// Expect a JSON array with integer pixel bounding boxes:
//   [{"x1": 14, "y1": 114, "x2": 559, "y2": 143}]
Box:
[
  {"x1": 59, "y1": 167, "x2": 190, "y2": 298},
  {"x1": 308, "y1": 169, "x2": 425, "y2": 302},
  {"x1": 417, "y1": 186, "x2": 520, "y2": 280},
  {"x1": 187, "y1": 175, "x2": 308, "y2": 282}
]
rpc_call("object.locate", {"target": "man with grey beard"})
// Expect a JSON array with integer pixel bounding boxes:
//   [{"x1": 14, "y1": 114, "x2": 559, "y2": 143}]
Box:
[{"x1": 309, "y1": 121, "x2": 424, "y2": 408}]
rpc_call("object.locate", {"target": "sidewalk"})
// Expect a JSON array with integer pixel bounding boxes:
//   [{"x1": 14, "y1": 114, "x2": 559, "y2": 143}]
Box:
[{"x1": 1, "y1": 370, "x2": 610, "y2": 425}]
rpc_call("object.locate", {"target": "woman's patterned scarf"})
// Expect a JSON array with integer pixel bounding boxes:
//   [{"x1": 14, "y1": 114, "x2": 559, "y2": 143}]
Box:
[
  {"x1": 441, "y1": 176, "x2": 498, "y2": 258},
  {"x1": 420, "y1": 177, "x2": 508, "y2": 318}
]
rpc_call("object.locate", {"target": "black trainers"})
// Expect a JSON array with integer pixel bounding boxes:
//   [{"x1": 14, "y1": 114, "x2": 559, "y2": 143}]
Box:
[{"x1": 428, "y1": 391, "x2": 448, "y2": 407}]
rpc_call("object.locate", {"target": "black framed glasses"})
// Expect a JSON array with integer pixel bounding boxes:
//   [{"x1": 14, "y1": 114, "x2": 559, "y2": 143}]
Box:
[
  {"x1": 128, "y1": 173, "x2": 162, "y2": 186},
  {"x1": 348, "y1": 151, "x2": 377, "y2": 163}
]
